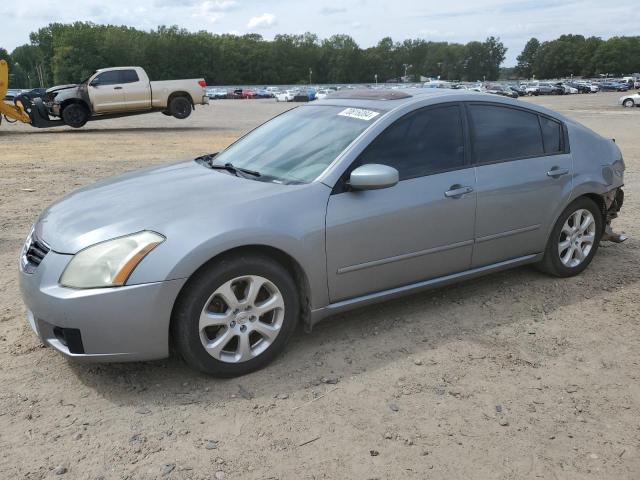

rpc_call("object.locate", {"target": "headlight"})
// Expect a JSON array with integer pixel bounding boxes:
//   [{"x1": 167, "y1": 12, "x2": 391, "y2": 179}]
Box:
[{"x1": 60, "y1": 231, "x2": 165, "y2": 289}]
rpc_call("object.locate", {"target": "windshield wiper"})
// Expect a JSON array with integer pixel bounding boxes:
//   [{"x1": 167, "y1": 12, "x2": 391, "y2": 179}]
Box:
[
  {"x1": 195, "y1": 154, "x2": 261, "y2": 178},
  {"x1": 211, "y1": 162, "x2": 261, "y2": 178}
]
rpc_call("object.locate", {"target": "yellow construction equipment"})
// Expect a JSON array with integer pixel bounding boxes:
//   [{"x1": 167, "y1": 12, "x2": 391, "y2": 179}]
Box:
[{"x1": 0, "y1": 59, "x2": 31, "y2": 124}]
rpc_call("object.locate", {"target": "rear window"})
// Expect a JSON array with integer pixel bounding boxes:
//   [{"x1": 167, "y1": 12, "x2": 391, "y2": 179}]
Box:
[
  {"x1": 539, "y1": 116, "x2": 563, "y2": 154},
  {"x1": 120, "y1": 70, "x2": 140, "y2": 83},
  {"x1": 469, "y1": 104, "x2": 544, "y2": 164}
]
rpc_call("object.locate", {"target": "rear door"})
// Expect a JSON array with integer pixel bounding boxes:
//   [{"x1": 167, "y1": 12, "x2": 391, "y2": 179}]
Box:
[
  {"x1": 89, "y1": 70, "x2": 125, "y2": 113},
  {"x1": 325, "y1": 104, "x2": 477, "y2": 302},
  {"x1": 468, "y1": 102, "x2": 573, "y2": 267},
  {"x1": 120, "y1": 69, "x2": 151, "y2": 111}
]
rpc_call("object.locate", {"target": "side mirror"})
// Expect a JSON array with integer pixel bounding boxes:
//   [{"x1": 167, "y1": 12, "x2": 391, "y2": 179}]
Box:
[
  {"x1": 349, "y1": 164, "x2": 399, "y2": 191},
  {"x1": 89, "y1": 80, "x2": 100, "y2": 87}
]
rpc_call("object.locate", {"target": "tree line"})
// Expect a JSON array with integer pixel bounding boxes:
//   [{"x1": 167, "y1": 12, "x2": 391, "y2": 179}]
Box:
[
  {"x1": 3, "y1": 22, "x2": 506, "y2": 88},
  {"x1": 516, "y1": 34, "x2": 640, "y2": 79},
  {"x1": 2, "y1": 23, "x2": 638, "y2": 89}
]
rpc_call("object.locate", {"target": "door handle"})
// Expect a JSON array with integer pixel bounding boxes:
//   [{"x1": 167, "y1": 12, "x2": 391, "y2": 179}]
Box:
[
  {"x1": 114, "y1": 86, "x2": 123, "y2": 90},
  {"x1": 547, "y1": 167, "x2": 569, "y2": 178},
  {"x1": 444, "y1": 185, "x2": 474, "y2": 198}
]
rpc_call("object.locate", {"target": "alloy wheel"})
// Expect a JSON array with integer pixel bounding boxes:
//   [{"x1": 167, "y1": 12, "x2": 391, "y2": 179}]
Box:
[
  {"x1": 199, "y1": 275, "x2": 285, "y2": 363},
  {"x1": 558, "y1": 209, "x2": 596, "y2": 268}
]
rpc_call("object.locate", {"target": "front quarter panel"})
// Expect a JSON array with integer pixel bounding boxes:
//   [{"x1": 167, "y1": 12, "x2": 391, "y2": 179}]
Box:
[{"x1": 126, "y1": 181, "x2": 332, "y2": 310}]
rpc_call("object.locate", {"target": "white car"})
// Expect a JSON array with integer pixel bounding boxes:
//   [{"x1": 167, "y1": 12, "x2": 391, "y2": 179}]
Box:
[
  {"x1": 315, "y1": 89, "x2": 332, "y2": 100},
  {"x1": 275, "y1": 90, "x2": 296, "y2": 102},
  {"x1": 561, "y1": 84, "x2": 579, "y2": 94},
  {"x1": 619, "y1": 92, "x2": 640, "y2": 108}
]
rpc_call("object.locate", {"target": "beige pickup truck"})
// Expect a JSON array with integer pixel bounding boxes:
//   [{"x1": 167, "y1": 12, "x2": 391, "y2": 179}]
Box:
[{"x1": 43, "y1": 66, "x2": 209, "y2": 128}]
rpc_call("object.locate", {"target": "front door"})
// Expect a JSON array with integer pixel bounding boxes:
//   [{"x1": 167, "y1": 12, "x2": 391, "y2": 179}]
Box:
[
  {"x1": 88, "y1": 70, "x2": 125, "y2": 113},
  {"x1": 325, "y1": 104, "x2": 477, "y2": 302},
  {"x1": 467, "y1": 103, "x2": 573, "y2": 267}
]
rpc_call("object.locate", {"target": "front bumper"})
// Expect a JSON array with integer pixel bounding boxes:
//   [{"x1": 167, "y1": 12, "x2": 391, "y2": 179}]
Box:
[{"x1": 19, "y1": 250, "x2": 187, "y2": 362}]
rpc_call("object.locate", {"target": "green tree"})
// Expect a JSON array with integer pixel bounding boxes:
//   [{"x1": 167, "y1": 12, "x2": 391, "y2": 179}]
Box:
[{"x1": 516, "y1": 38, "x2": 540, "y2": 79}]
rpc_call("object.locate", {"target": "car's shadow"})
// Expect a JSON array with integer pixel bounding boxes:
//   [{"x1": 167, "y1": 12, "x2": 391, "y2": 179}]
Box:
[{"x1": 67, "y1": 240, "x2": 637, "y2": 406}]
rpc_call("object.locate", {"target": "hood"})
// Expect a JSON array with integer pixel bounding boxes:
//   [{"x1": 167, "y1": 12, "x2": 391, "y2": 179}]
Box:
[
  {"x1": 46, "y1": 84, "x2": 79, "y2": 94},
  {"x1": 36, "y1": 160, "x2": 303, "y2": 253}
]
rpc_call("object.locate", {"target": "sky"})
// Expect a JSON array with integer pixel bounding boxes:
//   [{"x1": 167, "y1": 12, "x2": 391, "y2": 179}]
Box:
[{"x1": 1, "y1": 0, "x2": 638, "y2": 66}]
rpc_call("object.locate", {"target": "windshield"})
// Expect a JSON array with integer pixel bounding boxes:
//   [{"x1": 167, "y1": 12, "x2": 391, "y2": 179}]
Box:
[{"x1": 212, "y1": 105, "x2": 382, "y2": 183}]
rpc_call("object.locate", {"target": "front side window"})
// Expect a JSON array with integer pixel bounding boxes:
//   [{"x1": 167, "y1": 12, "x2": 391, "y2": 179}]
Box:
[
  {"x1": 469, "y1": 104, "x2": 544, "y2": 164},
  {"x1": 93, "y1": 71, "x2": 121, "y2": 85},
  {"x1": 212, "y1": 105, "x2": 381, "y2": 184},
  {"x1": 358, "y1": 105, "x2": 465, "y2": 180}
]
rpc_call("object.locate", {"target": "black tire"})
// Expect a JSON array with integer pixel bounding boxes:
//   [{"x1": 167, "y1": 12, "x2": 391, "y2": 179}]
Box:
[
  {"x1": 168, "y1": 96, "x2": 192, "y2": 119},
  {"x1": 623, "y1": 99, "x2": 635, "y2": 108},
  {"x1": 536, "y1": 197, "x2": 603, "y2": 277},
  {"x1": 172, "y1": 253, "x2": 300, "y2": 377},
  {"x1": 62, "y1": 103, "x2": 89, "y2": 128}
]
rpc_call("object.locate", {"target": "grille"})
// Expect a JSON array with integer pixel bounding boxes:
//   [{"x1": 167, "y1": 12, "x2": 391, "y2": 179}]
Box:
[{"x1": 22, "y1": 233, "x2": 50, "y2": 273}]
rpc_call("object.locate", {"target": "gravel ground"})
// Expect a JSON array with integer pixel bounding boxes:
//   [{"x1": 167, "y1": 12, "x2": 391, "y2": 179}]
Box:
[{"x1": 0, "y1": 93, "x2": 639, "y2": 479}]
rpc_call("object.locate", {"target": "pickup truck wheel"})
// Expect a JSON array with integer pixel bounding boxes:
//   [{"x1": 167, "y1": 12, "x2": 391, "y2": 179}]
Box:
[
  {"x1": 172, "y1": 253, "x2": 299, "y2": 377},
  {"x1": 169, "y1": 96, "x2": 192, "y2": 119},
  {"x1": 62, "y1": 104, "x2": 88, "y2": 128}
]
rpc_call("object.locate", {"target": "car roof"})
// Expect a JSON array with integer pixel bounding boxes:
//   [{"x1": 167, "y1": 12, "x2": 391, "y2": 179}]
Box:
[{"x1": 312, "y1": 88, "x2": 573, "y2": 123}]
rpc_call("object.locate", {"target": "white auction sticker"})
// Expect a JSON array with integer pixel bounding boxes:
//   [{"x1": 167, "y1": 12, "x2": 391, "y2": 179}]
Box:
[{"x1": 337, "y1": 108, "x2": 380, "y2": 121}]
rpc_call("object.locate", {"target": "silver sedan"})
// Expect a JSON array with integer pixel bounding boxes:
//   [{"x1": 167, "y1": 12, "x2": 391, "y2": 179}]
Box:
[{"x1": 20, "y1": 89, "x2": 626, "y2": 376}]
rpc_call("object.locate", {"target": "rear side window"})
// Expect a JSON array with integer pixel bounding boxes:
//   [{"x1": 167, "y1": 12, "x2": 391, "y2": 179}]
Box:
[
  {"x1": 120, "y1": 70, "x2": 140, "y2": 83},
  {"x1": 469, "y1": 104, "x2": 544, "y2": 164},
  {"x1": 93, "y1": 70, "x2": 120, "y2": 85},
  {"x1": 540, "y1": 116, "x2": 563, "y2": 154},
  {"x1": 358, "y1": 105, "x2": 465, "y2": 180}
]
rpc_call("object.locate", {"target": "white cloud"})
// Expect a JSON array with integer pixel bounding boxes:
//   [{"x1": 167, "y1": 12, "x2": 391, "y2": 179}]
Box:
[
  {"x1": 319, "y1": 6, "x2": 346, "y2": 15},
  {"x1": 247, "y1": 13, "x2": 277, "y2": 29}
]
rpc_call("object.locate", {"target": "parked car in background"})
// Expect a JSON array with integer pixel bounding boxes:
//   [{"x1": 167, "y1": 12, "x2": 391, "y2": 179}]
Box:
[
  {"x1": 619, "y1": 92, "x2": 640, "y2": 108},
  {"x1": 255, "y1": 89, "x2": 272, "y2": 98},
  {"x1": 293, "y1": 88, "x2": 317, "y2": 102},
  {"x1": 42, "y1": 66, "x2": 208, "y2": 128},
  {"x1": 315, "y1": 89, "x2": 332, "y2": 100},
  {"x1": 229, "y1": 89, "x2": 257, "y2": 99},
  {"x1": 537, "y1": 82, "x2": 564, "y2": 95},
  {"x1": 206, "y1": 88, "x2": 228, "y2": 100},
  {"x1": 523, "y1": 83, "x2": 540, "y2": 95},
  {"x1": 275, "y1": 90, "x2": 296, "y2": 102},
  {"x1": 485, "y1": 84, "x2": 519, "y2": 98},
  {"x1": 599, "y1": 81, "x2": 629, "y2": 92},
  {"x1": 566, "y1": 82, "x2": 591, "y2": 94},
  {"x1": 4, "y1": 88, "x2": 23, "y2": 101},
  {"x1": 558, "y1": 83, "x2": 578, "y2": 94},
  {"x1": 19, "y1": 89, "x2": 626, "y2": 376}
]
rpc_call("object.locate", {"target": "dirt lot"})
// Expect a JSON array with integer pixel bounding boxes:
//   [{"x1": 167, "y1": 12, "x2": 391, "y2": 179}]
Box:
[{"x1": 1, "y1": 92, "x2": 639, "y2": 480}]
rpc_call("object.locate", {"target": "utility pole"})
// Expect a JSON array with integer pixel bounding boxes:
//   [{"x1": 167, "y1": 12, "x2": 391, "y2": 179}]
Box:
[
  {"x1": 374, "y1": 73, "x2": 378, "y2": 86},
  {"x1": 309, "y1": 68, "x2": 312, "y2": 85}
]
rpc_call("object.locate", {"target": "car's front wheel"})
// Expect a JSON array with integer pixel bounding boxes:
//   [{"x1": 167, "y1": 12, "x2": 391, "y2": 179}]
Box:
[
  {"x1": 537, "y1": 197, "x2": 603, "y2": 277},
  {"x1": 623, "y1": 99, "x2": 635, "y2": 108},
  {"x1": 172, "y1": 254, "x2": 299, "y2": 377}
]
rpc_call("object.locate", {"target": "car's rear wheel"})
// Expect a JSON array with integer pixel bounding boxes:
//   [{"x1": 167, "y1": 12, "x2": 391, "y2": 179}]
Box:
[
  {"x1": 62, "y1": 103, "x2": 89, "y2": 128},
  {"x1": 623, "y1": 99, "x2": 635, "y2": 108},
  {"x1": 537, "y1": 197, "x2": 603, "y2": 277},
  {"x1": 172, "y1": 254, "x2": 299, "y2": 377},
  {"x1": 169, "y1": 96, "x2": 192, "y2": 119}
]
